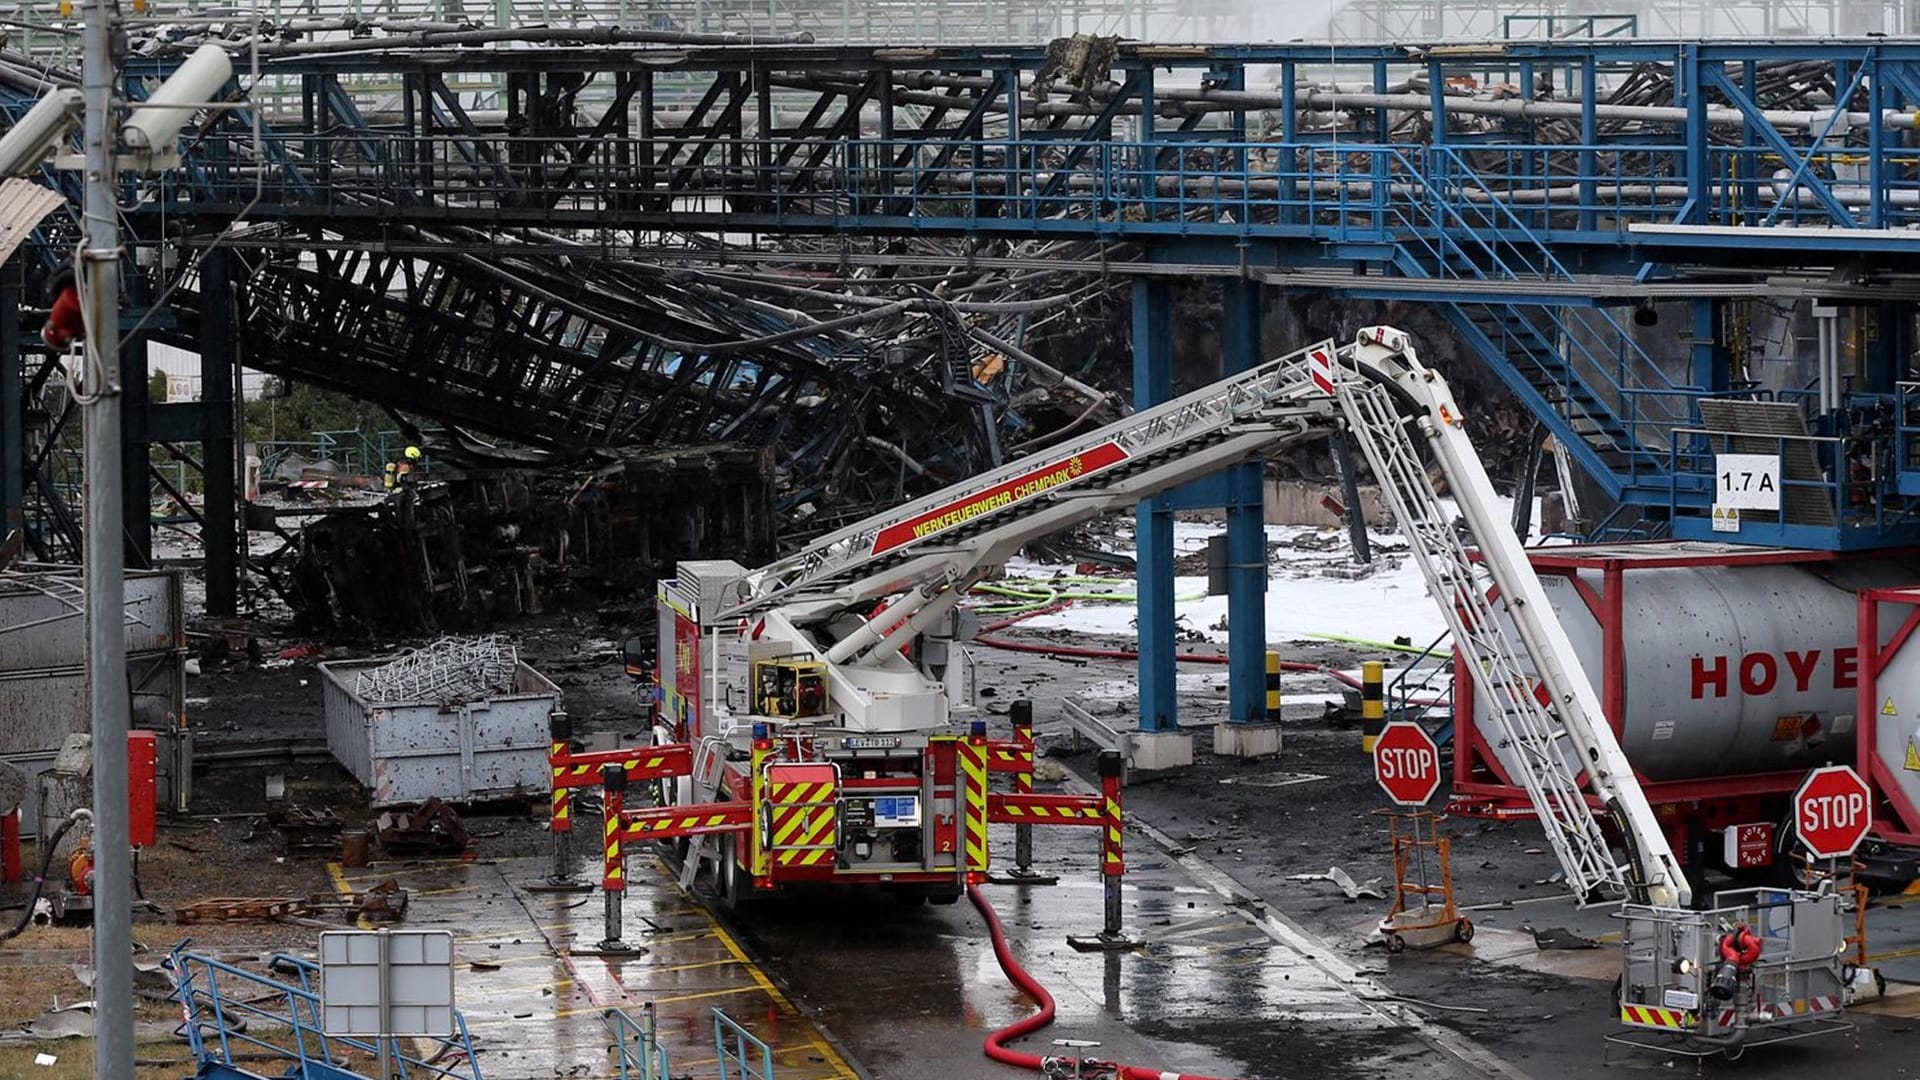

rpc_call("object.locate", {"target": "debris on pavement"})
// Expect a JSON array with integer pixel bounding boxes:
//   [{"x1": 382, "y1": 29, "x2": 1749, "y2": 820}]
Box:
[
  {"x1": 1528, "y1": 926, "x2": 1602, "y2": 951},
  {"x1": 376, "y1": 797, "x2": 472, "y2": 856},
  {"x1": 1288, "y1": 865, "x2": 1386, "y2": 900}
]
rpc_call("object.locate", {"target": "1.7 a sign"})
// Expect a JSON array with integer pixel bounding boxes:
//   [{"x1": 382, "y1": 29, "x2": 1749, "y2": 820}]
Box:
[{"x1": 1715, "y1": 453, "x2": 1781, "y2": 511}]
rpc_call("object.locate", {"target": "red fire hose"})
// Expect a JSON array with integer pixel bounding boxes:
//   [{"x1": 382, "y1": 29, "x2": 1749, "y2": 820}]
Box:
[{"x1": 970, "y1": 883, "x2": 1238, "y2": 1080}]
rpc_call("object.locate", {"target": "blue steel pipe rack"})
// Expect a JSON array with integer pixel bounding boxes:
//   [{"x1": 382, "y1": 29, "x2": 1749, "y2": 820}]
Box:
[{"x1": 10, "y1": 34, "x2": 1920, "y2": 737}]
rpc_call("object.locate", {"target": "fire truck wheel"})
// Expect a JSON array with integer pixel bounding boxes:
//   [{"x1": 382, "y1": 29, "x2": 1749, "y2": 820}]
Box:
[
  {"x1": 717, "y1": 833, "x2": 749, "y2": 912},
  {"x1": 651, "y1": 780, "x2": 690, "y2": 863},
  {"x1": 927, "y1": 887, "x2": 961, "y2": 906}
]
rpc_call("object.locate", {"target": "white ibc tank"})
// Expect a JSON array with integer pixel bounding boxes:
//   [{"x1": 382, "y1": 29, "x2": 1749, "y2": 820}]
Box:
[{"x1": 1476, "y1": 560, "x2": 1914, "y2": 782}]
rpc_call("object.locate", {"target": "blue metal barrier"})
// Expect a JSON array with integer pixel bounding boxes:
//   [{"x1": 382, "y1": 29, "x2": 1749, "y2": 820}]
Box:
[
  {"x1": 171, "y1": 946, "x2": 484, "y2": 1080},
  {"x1": 606, "y1": 1005, "x2": 672, "y2": 1080},
  {"x1": 713, "y1": 1006, "x2": 776, "y2": 1080}
]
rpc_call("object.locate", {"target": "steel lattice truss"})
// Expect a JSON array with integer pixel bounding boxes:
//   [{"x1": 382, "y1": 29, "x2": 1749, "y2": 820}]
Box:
[{"x1": 11, "y1": 29, "x2": 1920, "y2": 554}]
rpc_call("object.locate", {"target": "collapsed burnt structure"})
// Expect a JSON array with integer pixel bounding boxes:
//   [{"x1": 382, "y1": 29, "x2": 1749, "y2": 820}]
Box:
[{"x1": 266, "y1": 445, "x2": 778, "y2": 634}]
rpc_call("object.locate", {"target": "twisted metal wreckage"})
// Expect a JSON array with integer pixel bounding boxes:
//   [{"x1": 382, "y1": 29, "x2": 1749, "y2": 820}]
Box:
[{"x1": 1, "y1": 25, "x2": 1868, "y2": 627}]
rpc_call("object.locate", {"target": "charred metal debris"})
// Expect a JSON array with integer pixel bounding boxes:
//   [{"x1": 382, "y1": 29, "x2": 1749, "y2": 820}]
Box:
[{"x1": 254, "y1": 445, "x2": 778, "y2": 634}]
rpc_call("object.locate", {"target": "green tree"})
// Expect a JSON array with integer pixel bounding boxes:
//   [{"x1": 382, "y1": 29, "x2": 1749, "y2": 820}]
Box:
[
  {"x1": 148, "y1": 370, "x2": 168, "y2": 403},
  {"x1": 243, "y1": 377, "x2": 393, "y2": 445}
]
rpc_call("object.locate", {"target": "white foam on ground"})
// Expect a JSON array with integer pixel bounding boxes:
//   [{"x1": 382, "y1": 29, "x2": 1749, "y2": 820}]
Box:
[{"x1": 1003, "y1": 521, "x2": 1452, "y2": 647}]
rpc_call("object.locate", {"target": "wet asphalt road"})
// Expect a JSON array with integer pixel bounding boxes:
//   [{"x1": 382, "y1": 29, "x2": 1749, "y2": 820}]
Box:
[{"x1": 189, "y1": 620, "x2": 1920, "y2": 1080}]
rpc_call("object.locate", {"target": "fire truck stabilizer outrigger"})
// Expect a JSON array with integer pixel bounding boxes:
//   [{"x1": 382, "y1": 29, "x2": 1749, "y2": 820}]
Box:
[{"x1": 545, "y1": 326, "x2": 1866, "y2": 1056}]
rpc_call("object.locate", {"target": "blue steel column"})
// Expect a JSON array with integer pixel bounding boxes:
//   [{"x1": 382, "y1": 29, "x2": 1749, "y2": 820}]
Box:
[
  {"x1": 1133, "y1": 279, "x2": 1176, "y2": 734},
  {"x1": 1690, "y1": 300, "x2": 1729, "y2": 392},
  {"x1": 1222, "y1": 280, "x2": 1267, "y2": 727},
  {"x1": 1681, "y1": 45, "x2": 1707, "y2": 225}
]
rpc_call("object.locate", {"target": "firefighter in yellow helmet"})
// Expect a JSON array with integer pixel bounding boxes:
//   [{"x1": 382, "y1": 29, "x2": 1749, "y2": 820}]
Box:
[{"x1": 384, "y1": 445, "x2": 424, "y2": 490}]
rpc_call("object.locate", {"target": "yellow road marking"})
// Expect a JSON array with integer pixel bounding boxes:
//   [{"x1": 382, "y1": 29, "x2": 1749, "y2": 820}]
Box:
[
  {"x1": 653, "y1": 957, "x2": 745, "y2": 974},
  {"x1": 673, "y1": 1039, "x2": 860, "y2": 1077},
  {"x1": 324, "y1": 861, "x2": 376, "y2": 930},
  {"x1": 694, "y1": 905, "x2": 859, "y2": 1077},
  {"x1": 554, "y1": 984, "x2": 760, "y2": 1018}
]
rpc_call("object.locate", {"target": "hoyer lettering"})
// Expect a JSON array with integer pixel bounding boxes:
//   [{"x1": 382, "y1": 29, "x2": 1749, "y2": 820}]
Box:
[{"x1": 1690, "y1": 647, "x2": 1857, "y2": 699}]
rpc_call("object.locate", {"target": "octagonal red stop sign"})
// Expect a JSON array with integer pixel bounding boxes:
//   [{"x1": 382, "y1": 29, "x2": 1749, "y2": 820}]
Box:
[
  {"x1": 1792, "y1": 765, "x2": 1871, "y2": 860},
  {"x1": 1374, "y1": 721, "x2": 1441, "y2": 807}
]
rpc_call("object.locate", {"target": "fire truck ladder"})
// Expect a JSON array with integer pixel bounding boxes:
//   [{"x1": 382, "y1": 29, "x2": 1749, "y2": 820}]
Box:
[
  {"x1": 1334, "y1": 327, "x2": 1689, "y2": 909},
  {"x1": 677, "y1": 735, "x2": 732, "y2": 892},
  {"x1": 722, "y1": 343, "x2": 1340, "y2": 621}
]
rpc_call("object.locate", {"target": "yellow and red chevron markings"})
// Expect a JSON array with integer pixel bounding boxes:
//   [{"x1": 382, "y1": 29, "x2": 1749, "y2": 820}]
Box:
[
  {"x1": 766, "y1": 765, "x2": 839, "y2": 868},
  {"x1": 958, "y1": 740, "x2": 990, "y2": 872},
  {"x1": 988, "y1": 793, "x2": 1105, "y2": 824},
  {"x1": 613, "y1": 801, "x2": 753, "y2": 840},
  {"x1": 550, "y1": 744, "x2": 692, "y2": 790},
  {"x1": 1620, "y1": 1004, "x2": 1693, "y2": 1029}
]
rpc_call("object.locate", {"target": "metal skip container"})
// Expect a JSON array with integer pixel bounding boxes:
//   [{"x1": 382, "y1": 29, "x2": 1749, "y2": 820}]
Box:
[
  {"x1": 0, "y1": 566, "x2": 189, "y2": 824},
  {"x1": 318, "y1": 654, "x2": 560, "y2": 807}
]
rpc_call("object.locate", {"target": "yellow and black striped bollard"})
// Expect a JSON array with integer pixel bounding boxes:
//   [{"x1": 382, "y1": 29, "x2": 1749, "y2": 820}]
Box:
[{"x1": 1361, "y1": 660, "x2": 1385, "y2": 754}]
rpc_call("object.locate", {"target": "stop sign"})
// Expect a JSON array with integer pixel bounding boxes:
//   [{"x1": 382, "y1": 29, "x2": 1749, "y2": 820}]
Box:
[
  {"x1": 1374, "y1": 721, "x2": 1441, "y2": 807},
  {"x1": 1792, "y1": 765, "x2": 1872, "y2": 860}
]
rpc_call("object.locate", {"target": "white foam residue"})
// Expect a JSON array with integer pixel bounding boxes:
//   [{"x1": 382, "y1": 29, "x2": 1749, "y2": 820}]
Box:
[{"x1": 1001, "y1": 522, "x2": 1454, "y2": 648}]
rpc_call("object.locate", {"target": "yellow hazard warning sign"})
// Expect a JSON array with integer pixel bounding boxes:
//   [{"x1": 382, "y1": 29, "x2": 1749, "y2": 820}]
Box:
[
  {"x1": 1885, "y1": 697, "x2": 1899, "y2": 717},
  {"x1": 1906, "y1": 738, "x2": 1920, "y2": 772}
]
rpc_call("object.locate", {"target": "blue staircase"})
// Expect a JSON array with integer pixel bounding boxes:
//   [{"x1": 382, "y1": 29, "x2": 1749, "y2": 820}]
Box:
[{"x1": 1381, "y1": 148, "x2": 1711, "y2": 523}]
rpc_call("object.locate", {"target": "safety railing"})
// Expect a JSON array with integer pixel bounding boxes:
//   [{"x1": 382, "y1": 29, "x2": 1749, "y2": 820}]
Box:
[
  {"x1": 171, "y1": 946, "x2": 484, "y2": 1080},
  {"x1": 1664, "y1": 427, "x2": 1885, "y2": 541},
  {"x1": 163, "y1": 131, "x2": 1920, "y2": 238},
  {"x1": 257, "y1": 429, "x2": 412, "y2": 481},
  {"x1": 714, "y1": 1006, "x2": 776, "y2": 1080},
  {"x1": 1387, "y1": 630, "x2": 1454, "y2": 740},
  {"x1": 1613, "y1": 887, "x2": 1849, "y2": 1047},
  {"x1": 1897, "y1": 382, "x2": 1920, "y2": 481},
  {"x1": 606, "y1": 1005, "x2": 673, "y2": 1080}
]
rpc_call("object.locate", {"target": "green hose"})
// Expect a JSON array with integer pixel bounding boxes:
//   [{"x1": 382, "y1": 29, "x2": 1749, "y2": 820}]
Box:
[{"x1": 1299, "y1": 631, "x2": 1454, "y2": 657}]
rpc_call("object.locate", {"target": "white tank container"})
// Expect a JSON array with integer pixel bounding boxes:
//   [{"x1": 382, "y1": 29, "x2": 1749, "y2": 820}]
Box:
[{"x1": 1475, "y1": 560, "x2": 1913, "y2": 782}]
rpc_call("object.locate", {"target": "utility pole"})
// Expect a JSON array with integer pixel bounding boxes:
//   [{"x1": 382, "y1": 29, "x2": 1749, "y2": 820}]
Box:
[{"x1": 79, "y1": 0, "x2": 134, "y2": 1075}]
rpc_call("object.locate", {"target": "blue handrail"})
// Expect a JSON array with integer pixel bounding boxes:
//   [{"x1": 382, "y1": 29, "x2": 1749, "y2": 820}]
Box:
[
  {"x1": 606, "y1": 1005, "x2": 672, "y2": 1080},
  {"x1": 1387, "y1": 630, "x2": 1455, "y2": 742},
  {"x1": 170, "y1": 944, "x2": 484, "y2": 1080},
  {"x1": 713, "y1": 1006, "x2": 776, "y2": 1080}
]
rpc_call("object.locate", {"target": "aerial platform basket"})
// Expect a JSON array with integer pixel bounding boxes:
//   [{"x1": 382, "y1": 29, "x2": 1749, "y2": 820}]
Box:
[{"x1": 1610, "y1": 887, "x2": 1852, "y2": 1058}]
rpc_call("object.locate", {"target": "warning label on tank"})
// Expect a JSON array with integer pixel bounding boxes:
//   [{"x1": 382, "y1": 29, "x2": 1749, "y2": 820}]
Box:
[
  {"x1": 1906, "y1": 738, "x2": 1920, "y2": 773},
  {"x1": 1884, "y1": 696, "x2": 1899, "y2": 716}
]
